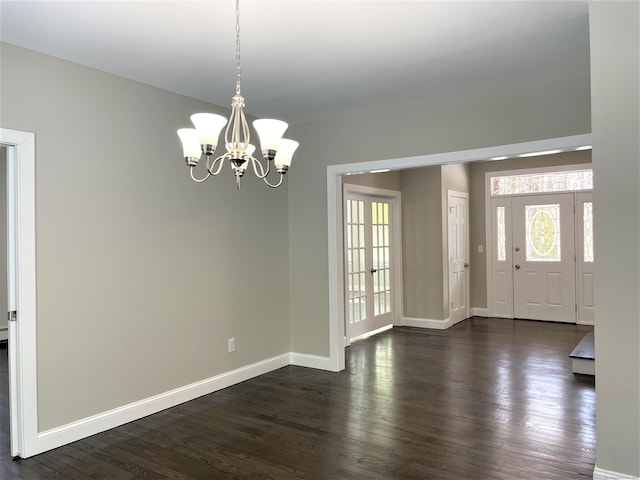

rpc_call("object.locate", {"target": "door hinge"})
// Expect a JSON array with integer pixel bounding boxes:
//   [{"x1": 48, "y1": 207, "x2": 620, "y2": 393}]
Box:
[{"x1": 7, "y1": 310, "x2": 17, "y2": 322}]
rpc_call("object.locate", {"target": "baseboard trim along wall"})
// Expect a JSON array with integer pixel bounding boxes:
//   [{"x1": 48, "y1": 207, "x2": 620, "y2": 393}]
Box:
[
  {"x1": 33, "y1": 353, "x2": 294, "y2": 456},
  {"x1": 593, "y1": 466, "x2": 640, "y2": 480},
  {"x1": 402, "y1": 317, "x2": 453, "y2": 330},
  {"x1": 290, "y1": 352, "x2": 333, "y2": 370},
  {"x1": 470, "y1": 308, "x2": 489, "y2": 317}
]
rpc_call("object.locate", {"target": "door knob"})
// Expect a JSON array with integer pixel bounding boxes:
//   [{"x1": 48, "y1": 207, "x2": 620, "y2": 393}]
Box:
[
  {"x1": 514, "y1": 264, "x2": 521, "y2": 270},
  {"x1": 464, "y1": 263, "x2": 470, "y2": 268},
  {"x1": 370, "y1": 268, "x2": 378, "y2": 274}
]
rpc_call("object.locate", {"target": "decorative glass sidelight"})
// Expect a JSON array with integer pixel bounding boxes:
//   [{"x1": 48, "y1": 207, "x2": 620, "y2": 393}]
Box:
[
  {"x1": 583, "y1": 202, "x2": 594, "y2": 262},
  {"x1": 496, "y1": 206, "x2": 506, "y2": 261},
  {"x1": 525, "y1": 204, "x2": 561, "y2": 262}
]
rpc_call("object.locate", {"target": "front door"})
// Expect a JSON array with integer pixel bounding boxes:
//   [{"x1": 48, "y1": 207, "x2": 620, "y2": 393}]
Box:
[
  {"x1": 344, "y1": 194, "x2": 394, "y2": 340},
  {"x1": 512, "y1": 193, "x2": 576, "y2": 323}
]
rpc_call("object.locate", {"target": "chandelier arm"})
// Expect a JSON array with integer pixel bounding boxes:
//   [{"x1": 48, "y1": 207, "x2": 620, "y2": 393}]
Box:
[
  {"x1": 190, "y1": 166, "x2": 211, "y2": 183},
  {"x1": 249, "y1": 156, "x2": 272, "y2": 179},
  {"x1": 240, "y1": 107, "x2": 251, "y2": 146},
  {"x1": 207, "y1": 154, "x2": 227, "y2": 176},
  {"x1": 262, "y1": 173, "x2": 285, "y2": 189}
]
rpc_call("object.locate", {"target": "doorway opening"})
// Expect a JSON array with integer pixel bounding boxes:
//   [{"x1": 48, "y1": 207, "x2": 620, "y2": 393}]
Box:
[
  {"x1": 486, "y1": 165, "x2": 594, "y2": 324},
  {"x1": 343, "y1": 184, "x2": 402, "y2": 344},
  {"x1": 327, "y1": 134, "x2": 592, "y2": 372},
  {"x1": 0, "y1": 128, "x2": 37, "y2": 459},
  {"x1": 0, "y1": 145, "x2": 7, "y2": 462}
]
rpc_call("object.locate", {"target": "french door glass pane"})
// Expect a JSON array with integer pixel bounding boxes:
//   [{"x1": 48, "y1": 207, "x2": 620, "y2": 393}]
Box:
[
  {"x1": 372, "y1": 201, "x2": 391, "y2": 316},
  {"x1": 346, "y1": 199, "x2": 367, "y2": 324}
]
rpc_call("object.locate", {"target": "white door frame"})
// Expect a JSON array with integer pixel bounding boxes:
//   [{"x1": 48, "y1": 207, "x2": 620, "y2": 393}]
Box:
[
  {"x1": 327, "y1": 134, "x2": 592, "y2": 372},
  {"x1": 485, "y1": 163, "x2": 592, "y2": 320},
  {"x1": 343, "y1": 184, "x2": 402, "y2": 344},
  {"x1": 1, "y1": 128, "x2": 37, "y2": 458}
]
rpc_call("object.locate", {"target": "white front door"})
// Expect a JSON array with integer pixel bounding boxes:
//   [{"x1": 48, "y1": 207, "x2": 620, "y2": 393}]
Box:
[
  {"x1": 512, "y1": 193, "x2": 576, "y2": 323},
  {"x1": 344, "y1": 193, "x2": 394, "y2": 340},
  {"x1": 448, "y1": 191, "x2": 469, "y2": 324}
]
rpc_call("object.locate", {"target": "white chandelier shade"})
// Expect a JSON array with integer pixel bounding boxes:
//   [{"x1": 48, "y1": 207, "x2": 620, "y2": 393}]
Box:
[{"x1": 176, "y1": 0, "x2": 299, "y2": 190}]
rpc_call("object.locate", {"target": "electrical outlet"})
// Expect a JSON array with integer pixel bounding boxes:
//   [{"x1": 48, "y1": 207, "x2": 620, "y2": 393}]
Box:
[{"x1": 228, "y1": 338, "x2": 235, "y2": 352}]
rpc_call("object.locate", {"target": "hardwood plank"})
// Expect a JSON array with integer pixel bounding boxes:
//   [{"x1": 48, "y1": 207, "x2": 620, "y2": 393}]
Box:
[{"x1": 0, "y1": 318, "x2": 595, "y2": 479}]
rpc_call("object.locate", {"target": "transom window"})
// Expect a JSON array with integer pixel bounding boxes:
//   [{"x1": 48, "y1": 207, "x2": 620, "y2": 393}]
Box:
[{"x1": 491, "y1": 169, "x2": 592, "y2": 196}]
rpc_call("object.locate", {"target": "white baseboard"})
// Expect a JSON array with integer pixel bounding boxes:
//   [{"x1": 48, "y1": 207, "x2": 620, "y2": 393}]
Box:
[
  {"x1": 290, "y1": 352, "x2": 333, "y2": 370},
  {"x1": 471, "y1": 308, "x2": 489, "y2": 317},
  {"x1": 32, "y1": 353, "x2": 291, "y2": 457},
  {"x1": 594, "y1": 466, "x2": 640, "y2": 479},
  {"x1": 402, "y1": 316, "x2": 452, "y2": 330}
]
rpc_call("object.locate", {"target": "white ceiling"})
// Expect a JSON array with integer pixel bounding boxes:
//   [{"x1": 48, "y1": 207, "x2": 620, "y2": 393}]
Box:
[{"x1": 0, "y1": 0, "x2": 591, "y2": 125}]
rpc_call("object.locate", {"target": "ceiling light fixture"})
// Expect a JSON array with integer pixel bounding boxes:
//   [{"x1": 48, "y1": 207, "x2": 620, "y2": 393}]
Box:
[
  {"x1": 518, "y1": 149, "x2": 562, "y2": 158},
  {"x1": 177, "y1": 0, "x2": 298, "y2": 190}
]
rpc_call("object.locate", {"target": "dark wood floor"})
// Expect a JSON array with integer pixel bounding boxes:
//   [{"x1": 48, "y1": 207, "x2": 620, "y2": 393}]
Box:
[{"x1": 1, "y1": 318, "x2": 595, "y2": 479}]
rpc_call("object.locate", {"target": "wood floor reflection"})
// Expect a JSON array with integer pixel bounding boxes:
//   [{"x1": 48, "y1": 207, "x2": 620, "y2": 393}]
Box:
[{"x1": 1, "y1": 318, "x2": 595, "y2": 479}]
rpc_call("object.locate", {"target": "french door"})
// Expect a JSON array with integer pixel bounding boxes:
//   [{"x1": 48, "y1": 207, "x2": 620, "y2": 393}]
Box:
[
  {"x1": 512, "y1": 193, "x2": 576, "y2": 322},
  {"x1": 344, "y1": 192, "x2": 394, "y2": 340}
]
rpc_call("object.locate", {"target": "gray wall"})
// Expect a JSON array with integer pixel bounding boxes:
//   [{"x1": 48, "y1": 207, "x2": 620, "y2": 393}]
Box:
[
  {"x1": 342, "y1": 171, "x2": 401, "y2": 191},
  {"x1": 288, "y1": 58, "x2": 591, "y2": 355},
  {"x1": 400, "y1": 166, "x2": 443, "y2": 320},
  {"x1": 0, "y1": 44, "x2": 290, "y2": 431},
  {"x1": 468, "y1": 150, "x2": 591, "y2": 309},
  {"x1": 590, "y1": 2, "x2": 640, "y2": 476}
]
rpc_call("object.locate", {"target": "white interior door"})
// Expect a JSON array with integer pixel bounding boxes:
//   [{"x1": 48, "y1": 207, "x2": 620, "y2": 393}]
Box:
[
  {"x1": 512, "y1": 193, "x2": 576, "y2": 323},
  {"x1": 575, "y1": 192, "x2": 594, "y2": 325},
  {"x1": 345, "y1": 193, "x2": 394, "y2": 340},
  {"x1": 448, "y1": 191, "x2": 469, "y2": 324}
]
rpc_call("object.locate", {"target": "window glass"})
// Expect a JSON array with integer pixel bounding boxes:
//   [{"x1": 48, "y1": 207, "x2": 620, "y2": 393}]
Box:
[
  {"x1": 525, "y1": 204, "x2": 561, "y2": 262},
  {"x1": 491, "y1": 170, "x2": 592, "y2": 196},
  {"x1": 496, "y1": 206, "x2": 506, "y2": 261},
  {"x1": 583, "y1": 202, "x2": 594, "y2": 262}
]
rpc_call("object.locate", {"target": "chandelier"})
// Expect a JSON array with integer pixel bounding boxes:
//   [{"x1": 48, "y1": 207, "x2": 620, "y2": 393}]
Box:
[{"x1": 177, "y1": 0, "x2": 298, "y2": 190}]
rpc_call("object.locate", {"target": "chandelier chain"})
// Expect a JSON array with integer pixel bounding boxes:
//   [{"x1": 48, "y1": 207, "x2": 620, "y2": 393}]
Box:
[{"x1": 235, "y1": 0, "x2": 242, "y2": 95}]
